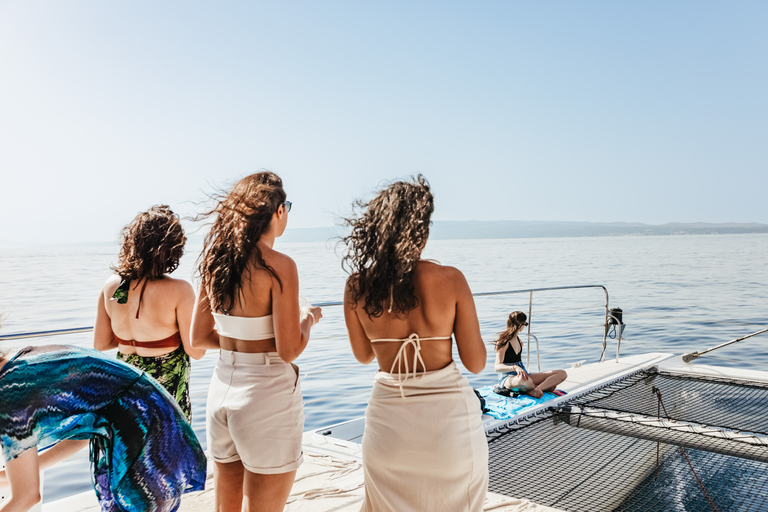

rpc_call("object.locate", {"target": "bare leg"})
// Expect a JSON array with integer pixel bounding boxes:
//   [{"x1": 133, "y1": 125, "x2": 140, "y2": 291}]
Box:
[
  {"x1": 527, "y1": 370, "x2": 567, "y2": 398},
  {"x1": 213, "y1": 460, "x2": 245, "y2": 512},
  {"x1": 242, "y1": 469, "x2": 297, "y2": 512},
  {"x1": 38, "y1": 440, "x2": 89, "y2": 471},
  {"x1": 1, "y1": 448, "x2": 40, "y2": 512}
]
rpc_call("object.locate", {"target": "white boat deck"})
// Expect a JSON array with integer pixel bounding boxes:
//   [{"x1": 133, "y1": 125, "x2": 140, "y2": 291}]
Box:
[
  {"x1": 43, "y1": 432, "x2": 562, "y2": 512},
  {"x1": 36, "y1": 352, "x2": 725, "y2": 512}
]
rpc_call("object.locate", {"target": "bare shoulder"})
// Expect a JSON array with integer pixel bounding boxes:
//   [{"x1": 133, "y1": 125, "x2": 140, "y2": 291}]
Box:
[
  {"x1": 417, "y1": 261, "x2": 467, "y2": 287},
  {"x1": 101, "y1": 275, "x2": 122, "y2": 296},
  {"x1": 268, "y1": 249, "x2": 298, "y2": 276},
  {"x1": 161, "y1": 275, "x2": 194, "y2": 291}
]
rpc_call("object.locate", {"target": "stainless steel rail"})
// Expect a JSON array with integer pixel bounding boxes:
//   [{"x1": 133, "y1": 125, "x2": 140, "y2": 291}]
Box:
[
  {"x1": 0, "y1": 285, "x2": 616, "y2": 362},
  {"x1": 0, "y1": 326, "x2": 94, "y2": 341}
]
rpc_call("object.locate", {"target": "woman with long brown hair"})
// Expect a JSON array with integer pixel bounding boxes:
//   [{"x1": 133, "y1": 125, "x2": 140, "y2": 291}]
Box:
[
  {"x1": 342, "y1": 175, "x2": 488, "y2": 511},
  {"x1": 191, "y1": 172, "x2": 321, "y2": 512},
  {"x1": 93, "y1": 205, "x2": 205, "y2": 420}
]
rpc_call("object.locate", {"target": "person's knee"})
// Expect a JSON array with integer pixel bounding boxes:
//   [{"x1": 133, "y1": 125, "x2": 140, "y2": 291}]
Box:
[{"x1": 556, "y1": 369, "x2": 567, "y2": 382}]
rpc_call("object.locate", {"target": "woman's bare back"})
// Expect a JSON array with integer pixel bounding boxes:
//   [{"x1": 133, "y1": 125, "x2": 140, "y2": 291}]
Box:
[
  {"x1": 101, "y1": 275, "x2": 194, "y2": 357},
  {"x1": 349, "y1": 261, "x2": 485, "y2": 373}
]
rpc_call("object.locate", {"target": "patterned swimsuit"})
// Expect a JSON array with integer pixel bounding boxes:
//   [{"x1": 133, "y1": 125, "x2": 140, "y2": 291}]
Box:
[
  {"x1": 118, "y1": 345, "x2": 191, "y2": 420},
  {"x1": 0, "y1": 345, "x2": 206, "y2": 512}
]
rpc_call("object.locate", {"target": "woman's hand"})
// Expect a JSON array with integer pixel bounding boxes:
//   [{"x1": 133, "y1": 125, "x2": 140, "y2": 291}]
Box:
[
  {"x1": 303, "y1": 306, "x2": 323, "y2": 326},
  {"x1": 512, "y1": 365, "x2": 530, "y2": 380}
]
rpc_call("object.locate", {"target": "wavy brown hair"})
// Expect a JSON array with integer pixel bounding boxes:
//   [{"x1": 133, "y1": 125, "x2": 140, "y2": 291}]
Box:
[
  {"x1": 495, "y1": 311, "x2": 527, "y2": 350},
  {"x1": 112, "y1": 205, "x2": 186, "y2": 282},
  {"x1": 197, "y1": 172, "x2": 286, "y2": 313},
  {"x1": 342, "y1": 175, "x2": 434, "y2": 318}
]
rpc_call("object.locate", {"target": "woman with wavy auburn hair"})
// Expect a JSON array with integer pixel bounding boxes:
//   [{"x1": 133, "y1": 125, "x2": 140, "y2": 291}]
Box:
[
  {"x1": 191, "y1": 171, "x2": 322, "y2": 512},
  {"x1": 342, "y1": 175, "x2": 489, "y2": 511},
  {"x1": 93, "y1": 205, "x2": 205, "y2": 421}
]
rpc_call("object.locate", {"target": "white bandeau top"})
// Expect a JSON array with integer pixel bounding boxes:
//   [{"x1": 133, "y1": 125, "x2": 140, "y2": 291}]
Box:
[{"x1": 212, "y1": 313, "x2": 275, "y2": 341}]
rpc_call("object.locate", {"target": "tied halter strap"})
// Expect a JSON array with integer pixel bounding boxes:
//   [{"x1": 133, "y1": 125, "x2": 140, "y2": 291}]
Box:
[
  {"x1": 135, "y1": 279, "x2": 148, "y2": 319},
  {"x1": 370, "y1": 333, "x2": 452, "y2": 399}
]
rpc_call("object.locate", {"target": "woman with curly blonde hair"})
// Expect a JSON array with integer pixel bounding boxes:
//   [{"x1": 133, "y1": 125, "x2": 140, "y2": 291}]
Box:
[
  {"x1": 93, "y1": 205, "x2": 205, "y2": 420},
  {"x1": 342, "y1": 175, "x2": 488, "y2": 511},
  {"x1": 191, "y1": 171, "x2": 321, "y2": 512}
]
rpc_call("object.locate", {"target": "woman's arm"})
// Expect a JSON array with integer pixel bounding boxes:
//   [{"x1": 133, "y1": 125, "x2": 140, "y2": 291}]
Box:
[
  {"x1": 493, "y1": 343, "x2": 506, "y2": 373},
  {"x1": 176, "y1": 281, "x2": 206, "y2": 360},
  {"x1": 450, "y1": 268, "x2": 486, "y2": 374},
  {"x1": 93, "y1": 280, "x2": 118, "y2": 351},
  {"x1": 494, "y1": 336, "x2": 527, "y2": 373},
  {"x1": 271, "y1": 256, "x2": 320, "y2": 363},
  {"x1": 343, "y1": 277, "x2": 375, "y2": 365},
  {"x1": 190, "y1": 289, "x2": 222, "y2": 350}
]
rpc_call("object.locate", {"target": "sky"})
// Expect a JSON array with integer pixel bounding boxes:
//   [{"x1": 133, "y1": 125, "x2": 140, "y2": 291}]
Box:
[{"x1": 1, "y1": 1, "x2": 766, "y2": 245}]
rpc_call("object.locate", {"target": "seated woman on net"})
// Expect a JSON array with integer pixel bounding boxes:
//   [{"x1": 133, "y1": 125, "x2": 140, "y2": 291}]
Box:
[
  {"x1": 495, "y1": 311, "x2": 567, "y2": 398},
  {"x1": 93, "y1": 205, "x2": 205, "y2": 421}
]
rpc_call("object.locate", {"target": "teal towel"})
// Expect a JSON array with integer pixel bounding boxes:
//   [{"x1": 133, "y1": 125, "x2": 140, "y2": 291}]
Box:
[{"x1": 476, "y1": 385, "x2": 561, "y2": 420}]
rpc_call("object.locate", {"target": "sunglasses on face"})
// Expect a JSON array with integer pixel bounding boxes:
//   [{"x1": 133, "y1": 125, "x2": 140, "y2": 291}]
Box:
[{"x1": 282, "y1": 201, "x2": 292, "y2": 213}]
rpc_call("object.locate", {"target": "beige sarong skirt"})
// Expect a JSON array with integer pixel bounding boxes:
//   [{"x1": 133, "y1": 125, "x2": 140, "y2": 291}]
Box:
[
  {"x1": 361, "y1": 361, "x2": 489, "y2": 511},
  {"x1": 206, "y1": 349, "x2": 304, "y2": 474}
]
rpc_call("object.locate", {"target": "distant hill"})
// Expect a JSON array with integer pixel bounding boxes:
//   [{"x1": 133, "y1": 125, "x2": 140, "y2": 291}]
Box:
[
  {"x1": 429, "y1": 221, "x2": 768, "y2": 240},
  {"x1": 3, "y1": 221, "x2": 766, "y2": 248},
  {"x1": 277, "y1": 221, "x2": 768, "y2": 243}
]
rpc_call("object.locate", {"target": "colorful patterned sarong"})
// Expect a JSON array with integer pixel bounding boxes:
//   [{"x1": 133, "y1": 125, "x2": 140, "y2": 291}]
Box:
[
  {"x1": 0, "y1": 345, "x2": 206, "y2": 512},
  {"x1": 118, "y1": 345, "x2": 191, "y2": 421}
]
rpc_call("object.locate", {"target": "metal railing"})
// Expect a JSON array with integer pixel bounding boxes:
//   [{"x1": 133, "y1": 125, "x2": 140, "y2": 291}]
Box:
[
  {"x1": 472, "y1": 285, "x2": 615, "y2": 368},
  {"x1": 0, "y1": 285, "x2": 618, "y2": 364}
]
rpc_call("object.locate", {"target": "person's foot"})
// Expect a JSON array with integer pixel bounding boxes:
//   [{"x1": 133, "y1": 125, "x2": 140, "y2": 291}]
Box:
[{"x1": 527, "y1": 387, "x2": 543, "y2": 399}]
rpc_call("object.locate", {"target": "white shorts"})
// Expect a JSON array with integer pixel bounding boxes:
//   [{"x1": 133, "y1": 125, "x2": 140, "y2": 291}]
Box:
[{"x1": 206, "y1": 350, "x2": 304, "y2": 474}]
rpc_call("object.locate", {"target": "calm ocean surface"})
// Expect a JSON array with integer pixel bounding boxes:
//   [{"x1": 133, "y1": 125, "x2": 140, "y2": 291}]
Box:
[{"x1": 1, "y1": 234, "x2": 767, "y2": 502}]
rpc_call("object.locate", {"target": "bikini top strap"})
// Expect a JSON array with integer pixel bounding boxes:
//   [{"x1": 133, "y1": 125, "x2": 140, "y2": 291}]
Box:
[
  {"x1": 370, "y1": 335, "x2": 452, "y2": 343},
  {"x1": 135, "y1": 279, "x2": 149, "y2": 319},
  {"x1": 370, "y1": 333, "x2": 452, "y2": 399}
]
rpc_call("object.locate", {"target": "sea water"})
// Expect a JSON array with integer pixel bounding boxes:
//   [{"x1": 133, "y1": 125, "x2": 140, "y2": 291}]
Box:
[{"x1": 1, "y1": 234, "x2": 767, "y2": 503}]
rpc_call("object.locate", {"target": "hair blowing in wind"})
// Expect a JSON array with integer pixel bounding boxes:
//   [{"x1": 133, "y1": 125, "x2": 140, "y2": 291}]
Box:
[
  {"x1": 342, "y1": 175, "x2": 434, "y2": 318},
  {"x1": 197, "y1": 172, "x2": 286, "y2": 313}
]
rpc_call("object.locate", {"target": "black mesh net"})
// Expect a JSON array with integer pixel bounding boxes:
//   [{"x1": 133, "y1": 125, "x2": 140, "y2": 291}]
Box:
[
  {"x1": 486, "y1": 369, "x2": 768, "y2": 511},
  {"x1": 569, "y1": 370, "x2": 768, "y2": 435}
]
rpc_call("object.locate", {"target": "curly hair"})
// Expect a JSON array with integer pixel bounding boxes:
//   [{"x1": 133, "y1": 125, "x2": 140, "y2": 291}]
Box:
[
  {"x1": 197, "y1": 172, "x2": 286, "y2": 313},
  {"x1": 495, "y1": 311, "x2": 527, "y2": 350},
  {"x1": 342, "y1": 175, "x2": 434, "y2": 318},
  {"x1": 112, "y1": 205, "x2": 186, "y2": 282}
]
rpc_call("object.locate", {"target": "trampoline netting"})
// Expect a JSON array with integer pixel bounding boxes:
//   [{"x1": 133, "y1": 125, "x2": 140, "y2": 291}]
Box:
[{"x1": 486, "y1": 369, "x2": 768, "y2": 511}]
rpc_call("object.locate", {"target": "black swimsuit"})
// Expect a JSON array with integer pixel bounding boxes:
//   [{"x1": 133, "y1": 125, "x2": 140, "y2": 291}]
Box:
[
  {"x1": 502, "y1": 337, "x2": 523, "y2": 365},
  {"x1": 498, "y1": 337, "x2": 527, "y2": 383}
]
